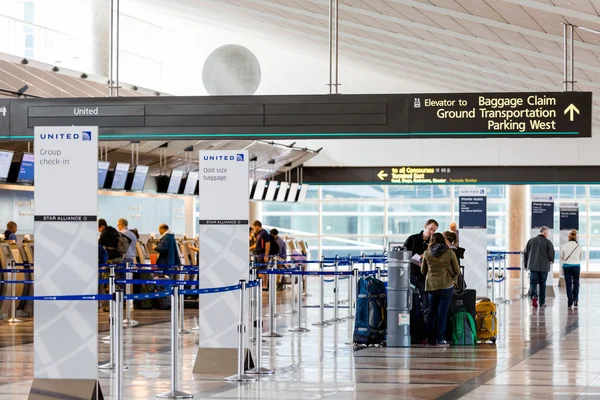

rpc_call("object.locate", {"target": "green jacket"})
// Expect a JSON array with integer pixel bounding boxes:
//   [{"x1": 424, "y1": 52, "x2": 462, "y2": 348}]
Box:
[{"x1": 421, "y1": 244, "x2": 460, "y2": 292}]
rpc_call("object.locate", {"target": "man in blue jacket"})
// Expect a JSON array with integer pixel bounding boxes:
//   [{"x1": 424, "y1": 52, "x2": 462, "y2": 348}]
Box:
[{"x1": 154, "y1": 223, "x2": 180, "y2": 267}]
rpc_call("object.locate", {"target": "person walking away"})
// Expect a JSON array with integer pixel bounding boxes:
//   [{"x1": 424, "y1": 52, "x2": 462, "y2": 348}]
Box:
[
  {"x1": 4, "y1": 221, "x2": 17, "y2": 243},
  {"x1": 560, "y1": 229, "x2": 582, "y2": 308},
  {"x1": 98, "y1": 218, "x2": 121, "y2": 311},
  {"x1": 270, "y1": 229, "x2": 287, "y2": 290},
  {"x1": 421, "y1": 232, "x2": 460, "y2": 347},
  {"x1": 524, "y1": 226, "x2": 555, "y2": 308},
  {"x1": 404, "y1": 219, "x2": 439, "y2": 311},
  {"x1": 154, "y1": 224, "x2": 180, "y2": 267},
  {"x1": 250, "y1": 221, "x2": 271, "y2": 291}
]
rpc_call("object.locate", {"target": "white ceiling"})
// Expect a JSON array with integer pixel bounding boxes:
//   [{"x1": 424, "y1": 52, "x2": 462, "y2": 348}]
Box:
[{"x1": 172, "y1": 0, "x2": 600, "y2": 120}]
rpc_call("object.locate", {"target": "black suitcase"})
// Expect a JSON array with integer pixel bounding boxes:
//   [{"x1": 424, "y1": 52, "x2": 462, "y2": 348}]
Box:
[
  {"x1": 133, "y1": 272, "x2": 155, "y2": 310},
  {"x1": 152, "y1": 279, "x2": 171, "y2": 310},
  {"x1": 446, "y1": 288, "x2": 476, "y2": 341},
  {"x1": 410, "y1": 287, "x2": 427, "y2": 344}
]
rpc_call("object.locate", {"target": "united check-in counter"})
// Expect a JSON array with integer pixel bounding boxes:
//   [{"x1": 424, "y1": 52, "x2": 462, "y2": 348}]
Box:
[{"x1": 0, "y1": 242, "x2": 34, "y2": 318}]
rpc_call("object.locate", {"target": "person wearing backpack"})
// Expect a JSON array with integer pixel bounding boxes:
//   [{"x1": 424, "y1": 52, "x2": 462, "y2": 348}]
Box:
[
  {"x1": 117, "y1": 218, "x2": 137, "y2": 266},
  {"x1": 560, "y1": 229, "x2": 582, "y2": 308},
  {"x1": 421, "y1": 232, "x2": 460, "y2": 347},
  {"x1": 98, "y1": 219, "x2": 122, "y2": 263},
  {"x1": 270, "y1": 229, "x2": 287, "y2": 291}
]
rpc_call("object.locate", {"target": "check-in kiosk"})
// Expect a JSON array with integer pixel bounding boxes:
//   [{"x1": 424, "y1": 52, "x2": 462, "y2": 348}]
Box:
[{"x1": 135, "y1": 241, "x2": 150, "y2": 264}]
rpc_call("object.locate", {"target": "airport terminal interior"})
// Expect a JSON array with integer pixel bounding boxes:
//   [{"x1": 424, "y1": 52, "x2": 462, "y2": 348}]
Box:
[{"x1": 3, "y1": 0, "x2": 600, "y2": 399}]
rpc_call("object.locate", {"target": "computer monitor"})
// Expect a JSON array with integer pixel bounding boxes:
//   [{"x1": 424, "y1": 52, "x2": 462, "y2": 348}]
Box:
[
  {"x1": 98, "y1": 161, "x2": 110, "y2": 189},
  {"x1": 287, "y1": 183, "x2": 299, "y2": 202},
  {"x1": 0, "y1": 150, "x2": 14, "y2": 182},
  {"x1": 297, "y1": 184, "x2": 310, "y2": 202},
  {"x1": 167, "y1": 170, "x2": 183, "y2": 194},
  {"x1": 265, "y1": 181, "x2": 278, "y2": 201},
  {"x1": 130, "y1": 165, "x2": 149, "y2": 192},
  {"x1": 252, "y1": 180, "x2": 267, "y2": 200},
  {"x1": 276, "y1": 182, "x2": 289, "y2": 202},
  {"x1": 17, "y1": 153, "x2": 34, "y2": 184},
  {"x1": 111, "y1": 162, "x2": 129, "y2": 190},
  {"x1": 183, "y1": 171, "x2": 198, "y2": 195}
]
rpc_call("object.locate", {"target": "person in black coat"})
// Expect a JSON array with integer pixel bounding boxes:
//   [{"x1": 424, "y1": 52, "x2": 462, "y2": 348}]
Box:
[
  {"x1": 404, "y1": 219, "x2": 439, "y2": 312},
  {"x1": 98, "y1": 218, "x2": 121, "y2": 263}
]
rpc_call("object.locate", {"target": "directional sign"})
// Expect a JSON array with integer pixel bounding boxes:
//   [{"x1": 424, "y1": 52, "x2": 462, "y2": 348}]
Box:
[{"x1": 409, "y1": 92, "x2": 591, "y2": 137}]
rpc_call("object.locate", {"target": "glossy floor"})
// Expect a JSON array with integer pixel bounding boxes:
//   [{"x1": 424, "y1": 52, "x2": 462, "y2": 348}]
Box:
[{"x1": 0, "y1": 279, "x2": 596, "y2": 399}]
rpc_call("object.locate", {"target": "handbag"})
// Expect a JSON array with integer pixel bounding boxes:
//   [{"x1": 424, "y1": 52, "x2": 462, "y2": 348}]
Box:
[{"x1": 564, "y1": 244, "x2": 579, "y2": 264}]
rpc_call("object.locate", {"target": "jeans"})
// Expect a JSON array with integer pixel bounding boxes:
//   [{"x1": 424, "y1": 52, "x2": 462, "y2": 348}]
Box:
[
  {"x1": 529, "y1": 270, "x2": 549, "y2": 305},
  {"x1": 427, "y1": 287, "x2": 454, "y2": 343},
  {"x1": 563, "y1": 267, "x2": 580, "y2": 304}
]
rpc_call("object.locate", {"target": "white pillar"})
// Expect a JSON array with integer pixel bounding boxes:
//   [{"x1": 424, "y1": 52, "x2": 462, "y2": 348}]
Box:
[
  {"x1": 250, "y1": 201, "x2": 262, "y2": 224},
  {"x1": 90, "y1": 0, "x2": 110, "y2": 77}
]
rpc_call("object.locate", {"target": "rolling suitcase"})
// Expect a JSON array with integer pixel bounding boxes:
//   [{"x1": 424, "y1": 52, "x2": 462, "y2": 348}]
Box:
[
  {"x1": 475, "y1": 299, "x2": 498, "y2": 344},
  {"x1": 152, "y1": 278, "x2": 172, "y2": 310},
  {"x1": 446, "y1": 288, "x2": 476, "y2": 341},
  {"x1": 133, "y1": 272, "x2": 155, "y2": 310},
  {"x1": 410, "y1": 287, "x2": 427, "y2": 344},
  {"x1": 353, "y1": 276, "x2": 387, "y2": 346}
]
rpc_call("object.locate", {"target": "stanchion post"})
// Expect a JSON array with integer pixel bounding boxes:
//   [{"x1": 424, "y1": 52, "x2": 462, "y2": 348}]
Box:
[
  {"x1": 248, "y1": 278, "x2": 275, "y2": 374},
  {"x1": 376, "y1": 266, "x2": 381, "y2": 281},
  {"x1": 313, "y1": 259, "x2": 331, "y2": 327},
  {"x1": 521, "y1": 252, "x2": 527, "y2": 298},
  {"x1": 99, "y1": 265, "x2": 116, "y2": 369},
  {"x1": 178, "y1": 265, "x2": 191, "y2": 334},
  {"x1": 289, "y1": 270, "x2": 310, "y2": 333},
  {"x1": 7, "y1": 260, "x2": 21, "y2": 324},
  {"x1": 328, "y1": 257, "x2": 343, "y2": 323},
  {"x1": 345, "y1": 268, "x2": 359, "y2": 345},
  {"x1": 157, "y1": 286, "x2": 193, "y2": 398},
  {"x1": 123, "y1": 261, "x2": 138, "y2": 327},
  {"x1": 491, "y1": 257, "x2": 496, "y2": 304},
  {"x1": 226, "y1": 280, "x2": 257, "y2": 382},
  {"x1": 286, "y1": 258, "x2": 297, "y2": 315},
  {"x1": 249, "y1": 264, "x2": 257, "y2": 343},
  {"x1": 264, "y1": 261, "x2": 283, "y2": 338},
  {"x1": 115, "y1": 290, "x2": 124, "y2": 400}
]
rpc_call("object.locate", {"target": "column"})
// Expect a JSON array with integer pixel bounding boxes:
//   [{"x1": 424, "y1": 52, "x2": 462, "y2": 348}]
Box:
[
  {"x1": 508, "y1": 185, "x2": 526, "y2": 278},
  {"x1": 249, "y1": 201, "x2": 262, "y2": 224},
  {"x1": 90, "y1": 0, "x2": 110, "y2": 77}
]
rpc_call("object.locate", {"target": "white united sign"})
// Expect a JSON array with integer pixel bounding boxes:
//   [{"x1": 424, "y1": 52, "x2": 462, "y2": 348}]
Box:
[{"x1": 33, "y1": 126, "x2": 98, "y2": 380}]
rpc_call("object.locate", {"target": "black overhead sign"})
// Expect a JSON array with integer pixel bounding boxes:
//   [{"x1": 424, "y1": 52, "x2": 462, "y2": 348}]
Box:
[
  {"x1": 0, "y1": 91, "x2": 592, "y2": 141},
  {"x1": 298, "y1": 166, "x2": 600, "y2": 185}
]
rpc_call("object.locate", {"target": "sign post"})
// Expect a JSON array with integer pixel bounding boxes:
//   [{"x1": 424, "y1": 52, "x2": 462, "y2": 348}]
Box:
[
  {"x1": 459, "y1": 188, "x2": 488, "y2": 296},
  {"x1": 530, "y1": 196, "x2": 556, "y2": 294},
  {"x1": 194, "y1": 150, "x2": 250, "y2": 375},
  {"x1": 30, "y1": 126, "x2": 101, "y2": 399}
]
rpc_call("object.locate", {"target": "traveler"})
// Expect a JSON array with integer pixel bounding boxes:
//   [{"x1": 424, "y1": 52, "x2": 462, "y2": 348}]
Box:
[
  {"x1": 117, "y1": 218, "x2": 138, "y2": 265},
  {"x1": 404, "y1": 219, "x2": 439, "y2": 309},
  {"x1": 560, "y1": 229, "x2": 582, "y2": 308},
  {"x1": 3, "y1": 221, "x2": 17, "y2": 242},
  {"x1": 98, "y1": 219, "x2": 121, "y2": 263},
  {"x1": 421, "y1": 232, "x2": 460, "y2": 347},
  {"x1": 449, "y1": 222, "x2": 459, "y2": 246},
  {"x1": 249, "y1": 227, "x2": 257, "y2": 248},
  {"x1": 250, "y1": 221, "x2": 271, "y2": 291},
  {"x1": 524, "y1": 226, "x2": 555, "y2": 308},
  {"x1": 270, "y1": 228, "x2": 287, "y2": 291},
  {"x1": 154, "y1": 224, "x2": 180, "y2": 267},
  {"x1": 443, "y1": 231, "x2": 465, "y2": 261}
]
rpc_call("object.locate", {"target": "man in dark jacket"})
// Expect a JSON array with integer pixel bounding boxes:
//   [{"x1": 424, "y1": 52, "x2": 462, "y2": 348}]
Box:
[
  {"x1": 524, "y1": 226, "x2": 555, "y2": 308},
  {"x1": 404, "y1": 219, "x2": 438, "y2": 311},
  {"x1": 154, "y1": 223, "x2": 180, "y2": 266},
  {"x1": 98, "y1": 219, "x2": 121, "y2": 263}
]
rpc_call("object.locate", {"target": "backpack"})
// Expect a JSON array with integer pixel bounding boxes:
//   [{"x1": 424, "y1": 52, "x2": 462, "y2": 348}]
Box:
[
  {"x1": 354, "y1": 276, "x2": 387, "y2": 346},
  {"x1": 475, "y1": 299, "x2": 498, "y2": 343},
  {"x1": 117, "y1": 233, "x2": 132, "y2": 256},
  {"x1": 450, "y1": 309, "x2": 478, "y2": 346},
  {"x1": 268, "y1": 235, "x2": 280, "y2": 256},
  {"x1": 98, "y1": 244, "x2": 108, "y2": 264}
]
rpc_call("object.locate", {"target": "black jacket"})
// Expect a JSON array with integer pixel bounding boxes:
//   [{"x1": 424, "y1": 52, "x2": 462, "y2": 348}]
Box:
[
  {"x1": 99, "y1": 226, "x2": 121, "y2": 261},
  {"x1": 404, "y1": 231, "x2": 429, "y2": 276},
  {"x1": 524, "y1": 234, "x2": 554, "y2": 272}
]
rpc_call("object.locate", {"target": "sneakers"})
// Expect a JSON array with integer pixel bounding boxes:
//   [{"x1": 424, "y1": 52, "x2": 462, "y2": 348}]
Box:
[
  {"x1": 568, "y1": 301, "x2": 573, "y2": 308},
  {"x1": 436, "y1": 340, "x2": 450, "y2": 347},
  {"x1": 574, "y1": 301, "x2": 578, "y2": 308},
  {"x1": 532, "y1": 297, "x2": 539, "y2": 308}
]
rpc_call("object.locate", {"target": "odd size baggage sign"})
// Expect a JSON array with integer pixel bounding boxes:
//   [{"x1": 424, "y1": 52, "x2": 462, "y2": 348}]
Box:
[{"x1": 409, "y1": 92, "x2": 592, "y2": 137}]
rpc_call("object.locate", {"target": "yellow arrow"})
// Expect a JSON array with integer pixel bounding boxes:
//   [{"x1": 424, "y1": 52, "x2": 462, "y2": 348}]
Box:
[
  {"x1": 377, "y1": 170, "x2": 388, "y2": 181},
  {"x1": 564, "y1": 103, "x2": 580, "y2": 122}
]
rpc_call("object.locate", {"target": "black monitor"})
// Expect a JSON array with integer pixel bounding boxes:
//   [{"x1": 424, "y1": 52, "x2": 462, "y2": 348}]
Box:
[
  {"x1": 111, "y1": 162, "x2": 129, "y2": 190},
  {"x1": 0, "y1": 150, "x2": 14, "y2": 182},
  {"x1": 98, "y1": 161, "x2": 110, "y2": 189},
  {"x1": 130, "y1": 165, "x2": 149, "y2": 192},
  {"x1": 183, "y1": 171, "x2": 198, "y2": 195},
  {"x1": 17, "y1": 153, "x2": 34, "y2": 184},
  {"x1": 167, "y1": 170, "x2": 183, "y2": 194}
]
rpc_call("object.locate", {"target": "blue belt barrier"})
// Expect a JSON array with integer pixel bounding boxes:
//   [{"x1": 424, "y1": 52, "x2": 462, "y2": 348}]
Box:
[
  {"x1": 488, "y1": 251, "x2": 522, "y2": 255},
  {"x1": 324, "y1": 277, "x2": 350, "y2": 282},
  {"x1": 303, "y1": 305, "x2": 350, "y2": 309},
  {"x1": 0, "y1": 269, "x2": 34, "y2": 273},
  {"x1": 0, "y1": 294, "x2": 112, "y2": 301},
  {"x1": 98, "y1": 279, "x2": 198, "y2": 286},
  {"x1": 180, "y1": 284, "x2": 242, "y2": 295},
  {"x1": 0, "y1": 280, "x2": 34, "y2": 284},
  {"x1": 111, "y1": 269, "x2": 196, "y2": 275},
  {"x1": 124, "y1": 291, "x2": 170, "y2": 300}
]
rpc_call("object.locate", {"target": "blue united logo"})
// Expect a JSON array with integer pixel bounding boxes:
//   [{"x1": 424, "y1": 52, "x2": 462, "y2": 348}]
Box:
[
  {"x1": 236, "y1": 154, "x2": 244, "y2": 162},
  {"x1": 82, "y1": 131, "x2": 92, "y2": 141}
]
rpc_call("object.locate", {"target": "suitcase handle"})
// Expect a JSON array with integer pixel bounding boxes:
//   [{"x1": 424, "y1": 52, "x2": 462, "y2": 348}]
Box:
[{"x1": 408, "y1": 289, "x2": 413, "y2": 311}]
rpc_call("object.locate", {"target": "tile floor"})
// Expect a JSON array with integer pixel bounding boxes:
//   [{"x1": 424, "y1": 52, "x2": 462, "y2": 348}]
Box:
[{"x1": 0, "y1": 279, "x2": 596, "y2": 399}]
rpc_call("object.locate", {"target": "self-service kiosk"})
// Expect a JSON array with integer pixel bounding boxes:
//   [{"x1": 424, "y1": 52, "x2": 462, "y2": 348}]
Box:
[{"x1": 135, "y1": 241, "x2": 151, "y2": 264}]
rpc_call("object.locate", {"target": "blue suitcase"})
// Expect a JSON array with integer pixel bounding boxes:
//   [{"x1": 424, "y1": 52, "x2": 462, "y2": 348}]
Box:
[{"x1": 353, "y1": 276, "x2": 387, "y2": 346}]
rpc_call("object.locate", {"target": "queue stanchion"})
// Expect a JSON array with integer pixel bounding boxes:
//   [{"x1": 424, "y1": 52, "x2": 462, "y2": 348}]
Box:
[
  {"x1": 7, "y1": 260, "x2": 22, "y2": 324},
  {"x1": 265, "y1": 257, "x2": 281, "y2": 319},
  {"x1": 345, "y1": 268, "x2": 359, "y2": 345},
  {"x1": 368, "y1": 259, "x2": 374, "y2": 277},
  {"x1": 286, "y1": 258, "x2": 297, "y2": 315},
  {"x1": 313, "y1": 259, "x2": 331, "y2": 327},
  {"x1": 249, "y1": 263, "x2": 257, "y2": 343},
  {"x1": 99, "y1": 266, "x2": 116, "y2": 369},
  {"x1": 123, "y1": 261, "x2": 139, "y2": 327},
  {"x1": 376, "y1": 266, "x2": 382, "y2": 281},
  {"x1": 491, "y1": 257, "x2": 496, "y2": 304},
  {"x1": 226, "y1": 280, "x2": 257, "y2": 382},
  {"x1": 522, "y1": 257, "x2": 528, "y2": 298},
  {"x1": 264, "y1": 262, "x2": 283, "y2": 338},
  {"x1": 115, "y1": 289, "x2": 124, "y2": 400},
  {"x1": 327, "y1": 257, "x2": 343, "y2": 323},
  {"x1": 503, "y1": 255, "x2": 513, "y2": 304},
  {"x1": 157, "y1": 286, "x2": 193, "y2": 399},
  {"x1": 289, "y1": 270, "x2": 310, "y2": 334},
  {"x1": 248, "y1": 278, "x2": 275, "y2": 375},
  {"x1": 178, "y1": 265, "x2": 191, "y2": 335}
]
